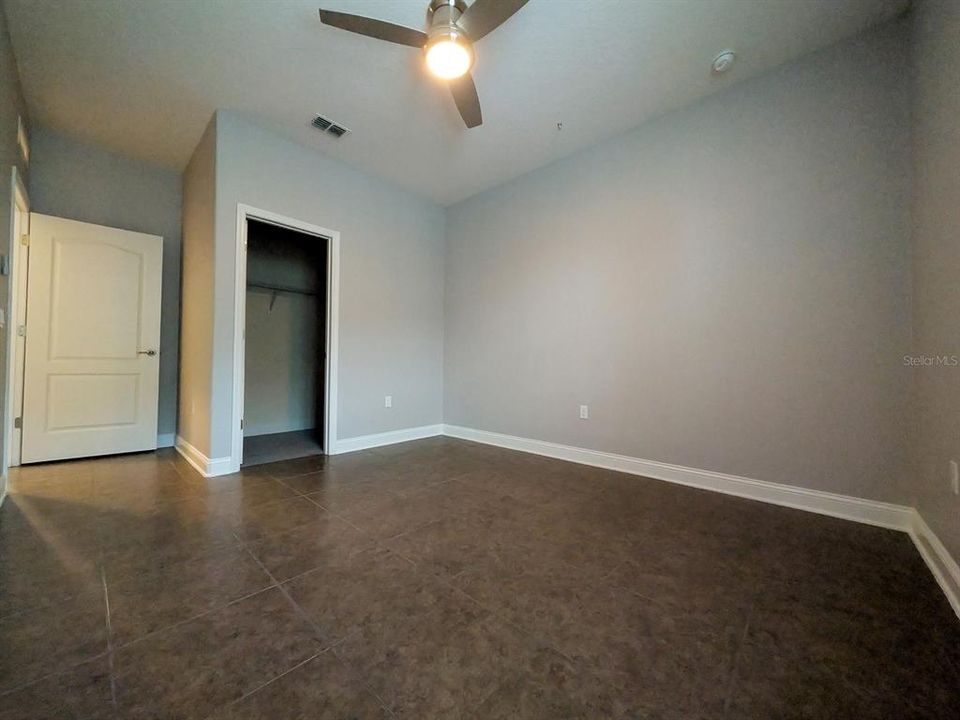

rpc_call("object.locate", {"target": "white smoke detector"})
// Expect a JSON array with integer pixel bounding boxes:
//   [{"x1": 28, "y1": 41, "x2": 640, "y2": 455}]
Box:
[{"x1": 711, "y1": 50, "x2": 736, "y2": 75}]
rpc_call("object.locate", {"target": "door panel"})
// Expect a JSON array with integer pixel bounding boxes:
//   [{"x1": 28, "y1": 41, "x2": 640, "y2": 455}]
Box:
[
  {"x1": 50, "y1": 241, "x2": 144, "y2": 359},
  {"x1": 22, "y1": 214, "x2": 162, "y2": 463}
]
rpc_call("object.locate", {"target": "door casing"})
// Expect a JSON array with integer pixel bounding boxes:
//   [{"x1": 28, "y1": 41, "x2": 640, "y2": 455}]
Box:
[
  {"x1": 4, "y1": 167, "x2": 29, "y2": 474},
  {"x1": 232, "y1": 204, "x2": 340, "y2": 473}
]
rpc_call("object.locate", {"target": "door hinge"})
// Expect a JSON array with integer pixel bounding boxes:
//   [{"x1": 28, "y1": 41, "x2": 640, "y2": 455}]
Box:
[
  {"x1": 13, "y1": 417, "x2": 21, "y2": 429},
  {"x1": 240, "y1": 418, "x2": 244, "y2": 430},
  {"x1": 17, "y1": 325, "x2": 25, "y2": 337},
  {"x1": 20, "y1": 234, "x2": 29, "y2": 247}
]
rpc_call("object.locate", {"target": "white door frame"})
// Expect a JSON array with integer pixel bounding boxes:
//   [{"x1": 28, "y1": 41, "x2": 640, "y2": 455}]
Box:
[
  {"x1": 232, "y1": 204, "x2": 339, "y2": 472},
  {"x1": 4, "y1": 166, "x2": 29, "y2": 474}
]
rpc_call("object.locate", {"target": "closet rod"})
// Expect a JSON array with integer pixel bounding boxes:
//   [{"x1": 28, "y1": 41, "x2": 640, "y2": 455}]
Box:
[{"x1": 247, "y1": 281, "x2": 318, "y2": 297}]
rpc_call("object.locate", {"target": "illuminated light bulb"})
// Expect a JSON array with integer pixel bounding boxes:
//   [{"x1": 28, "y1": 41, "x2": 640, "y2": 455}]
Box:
[{"x1": 425, "y1": 36, "x2": 473, "y2": 79}]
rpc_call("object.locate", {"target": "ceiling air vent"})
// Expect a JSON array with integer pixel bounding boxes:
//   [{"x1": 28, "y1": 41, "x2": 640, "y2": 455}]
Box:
[{"x1": 312, "y1": 114, "x2": 350, "y2": 138}]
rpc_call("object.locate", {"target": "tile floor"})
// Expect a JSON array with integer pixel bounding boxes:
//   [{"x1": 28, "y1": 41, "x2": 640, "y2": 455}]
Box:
[{"x1": 0, "y1": 437, "x2": 958, "y2": 719}]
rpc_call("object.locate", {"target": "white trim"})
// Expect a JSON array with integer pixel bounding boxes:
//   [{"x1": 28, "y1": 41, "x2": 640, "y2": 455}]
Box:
[
  {"x1": 231, "y1": 204, "x2": 340, "y2": 473},
  {"x1": 157, "y1": 433, "x2": 175, "y2": 448},
  {"x1": 442, "y1": 424, "x2": 959, "y2": 618},
  {"x1": 909, "y1": 511, "x2": 960, "y2": 619},
  {"x1": 4, "y1": 167, "x2": 29, "y2": 477},
  {"x1": 175, "y1": 435, "x2": 233, "y2": 477},
  {"x1": 441, "y1": 425, "x2": 914, "y2": 531},
  {"x1": 333, "y1": 424, "x2": 444, "y2": 454}
]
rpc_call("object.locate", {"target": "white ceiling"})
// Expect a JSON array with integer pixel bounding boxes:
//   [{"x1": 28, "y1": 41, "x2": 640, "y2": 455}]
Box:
[{"x1": 5, "y1": 0, "x2": 907, "y2": 206}]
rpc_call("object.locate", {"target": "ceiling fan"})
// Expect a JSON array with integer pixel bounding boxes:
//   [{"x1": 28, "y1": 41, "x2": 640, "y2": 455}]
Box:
[{"x1": 318, "y1": 0, "x2": 529, "y2": 129}]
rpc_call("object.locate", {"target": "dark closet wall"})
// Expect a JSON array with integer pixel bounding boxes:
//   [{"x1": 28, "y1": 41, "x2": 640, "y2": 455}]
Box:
[{"x1": 244, "y1": 220, "x2": 327, "y2": 440}]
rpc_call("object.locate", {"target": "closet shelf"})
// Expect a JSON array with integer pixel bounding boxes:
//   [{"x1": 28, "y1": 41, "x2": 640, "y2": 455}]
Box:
[{"x1": 247, "y1": 281, "x2": 318, "y2": 297}]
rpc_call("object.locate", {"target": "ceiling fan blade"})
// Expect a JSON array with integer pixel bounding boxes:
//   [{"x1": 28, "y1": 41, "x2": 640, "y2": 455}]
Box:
[
  {"x1": 449, "y1": 73, "x2": 482, "y2": 128},
  {"x1": 458, "y1": 0, "x2": 529, "y2": 41},
  {"x1": 318, "y1": 9, "x2": 427, "y2": 48}
]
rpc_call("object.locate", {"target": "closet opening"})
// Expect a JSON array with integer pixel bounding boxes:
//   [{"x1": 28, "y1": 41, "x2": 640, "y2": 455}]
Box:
[{"x1": 241, "y1": 217, "x2": 329, "y2": 467}]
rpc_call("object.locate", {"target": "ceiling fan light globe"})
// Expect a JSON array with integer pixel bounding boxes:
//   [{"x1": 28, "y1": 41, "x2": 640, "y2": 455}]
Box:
[{"x1": 425, "y1": 37, "x2": 473, "y2": 80}]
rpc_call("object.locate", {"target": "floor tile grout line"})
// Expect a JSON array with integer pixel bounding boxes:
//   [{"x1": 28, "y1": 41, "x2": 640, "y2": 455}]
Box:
[
  {"x1": 431, "y1": 566, "x2": 584, "y2": 667},
  {"x1": 0, "y1": 649, "x2": 113, "y2": 698},
  {"x1": 105, "y1": 582, "x2": 278, "y2": 654},
  {"x1": 331, "y1": 645, "x2": 401, "y2": 719},
  {"x1": 299, "y1": 492, "x2": 369, "y2": 532},
  {"x1": 202, "y1": 649, "x2": 326, "y2": 717},
  {"x1": 99, "y1": 563, "x2": 120, "y2": 714},
  {"x1": 235, "y1": 533, "x2": 403, "y2": 719},
  {"x1": 251, "y1": 540, "x2": 395, "y2": 588},
  {"x1": 721, "y1": 591, "x2": 760, "y2": 719},
  {"x1": 238, "y1": 540, "x2": 332, "y2": 644},
  {"x1": 234, "y1": 539, "x2": 400, "y2": 713}
]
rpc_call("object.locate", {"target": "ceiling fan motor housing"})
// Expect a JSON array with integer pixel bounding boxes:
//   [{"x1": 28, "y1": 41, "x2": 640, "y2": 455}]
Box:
[
  {"x1": 428, "y1": 0, "x2": 470, "y2": 40},
  {"x1": 424, "y1": 0, "x2": 474, "y2": 79}
]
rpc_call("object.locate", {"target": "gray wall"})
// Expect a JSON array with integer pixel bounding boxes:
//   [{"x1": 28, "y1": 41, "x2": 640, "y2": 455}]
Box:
[
  {"x1": 178, "y1": 117, "x2": 217, "y2": 455},
  {"x1": 206, "y1": 111, "x2": 445, "y2": 458},
  {"x1": 0, "y1": 3, "x2": 28, "y2": 494},
  {"x1": 445, "y1": 21, "x2": 914, "y2": 504},
  {"x1": 27, "y1": 127, "x2": 182, "y2": 439},
  {"x1": 910, "y1": 0, "x2": 960, "y2": 560}
]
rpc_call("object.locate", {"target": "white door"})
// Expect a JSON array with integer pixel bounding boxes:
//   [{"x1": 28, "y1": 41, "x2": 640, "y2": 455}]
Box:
[{"x1": 21, "y1": 214, "x2": 163, "y2": 463}]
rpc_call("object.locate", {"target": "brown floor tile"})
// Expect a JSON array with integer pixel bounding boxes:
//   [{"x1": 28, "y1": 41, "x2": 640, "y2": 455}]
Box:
[
  {"x1": 207, "y1": 650, "x2": 390, "y2": 719},
  {"x1": 301, "y1": 479, "x2": 400, "y2": 515},
  {"x1": 198, "y1": 473, "x2": 300, "y2": 508},
  {"x1": 333, "y1": 599, "x2": 491, "y2": 718},
  {"x1": 285, "y1": 547, "x2": 481, "y2": 647},
  {"x1": 0, "y1": 533, "x2": 102, "y2": 619},
  {"x1": 1, "y1": 440, "x2": 957, "y2": 719},
  {"x1": 259, "y1": 455, "x2": 330, "y2": 479},
  {"x1": 0, "y1": 589, "x2": 108, "y2": 693},
  {"x1": 0, "y1": 656, "x2": 114, "y2": 720},
  {"x1": 106, "y1": 545, "x2": 273, "y2": 646},
  {"x1": 245, "y1": 513, "x2": 373, "y2": 582},
  {"x1": 727, "y1": 579, "x2": 960, "y2": 720},
  {"x1": 384, "y1": 509, "x2": 520, "y2": 578},
  {"x1": 334, "y1": 492, "x2": 442, "y2": 540},
  {"x1": 213, "y1": 495, "x2": 329, "y2": 542},
  {"x1": 113, "y1": 587, "x2": 321, "y2": 719}
]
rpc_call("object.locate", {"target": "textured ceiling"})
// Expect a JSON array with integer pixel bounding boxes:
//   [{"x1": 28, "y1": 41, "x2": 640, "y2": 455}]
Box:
[{"x1": 5, "y1": 0, "x2": 907, "y2": 205}]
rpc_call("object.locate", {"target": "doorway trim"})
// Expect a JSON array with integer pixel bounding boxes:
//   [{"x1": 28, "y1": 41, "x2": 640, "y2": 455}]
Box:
[
  {"x1": 232, "y1": 204, "x2": 340, "y2": 473},
  {"x1": 3, "y1": 166, "x2": 30, "y2": 479}
]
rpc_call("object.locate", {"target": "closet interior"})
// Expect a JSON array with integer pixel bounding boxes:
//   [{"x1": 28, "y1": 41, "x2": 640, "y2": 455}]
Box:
[{"x1": 242, "y1": 219, "x2": 328, "y2": 467}]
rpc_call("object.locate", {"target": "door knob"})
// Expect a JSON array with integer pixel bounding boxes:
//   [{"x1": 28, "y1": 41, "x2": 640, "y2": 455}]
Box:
[{"x1": 138, "y1": 350, "x2": 158, "y2": 356}]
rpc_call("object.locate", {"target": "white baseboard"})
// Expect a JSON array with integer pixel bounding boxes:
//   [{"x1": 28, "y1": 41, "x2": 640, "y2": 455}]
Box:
[
  {"x1": 175, "y1": 435, "x2": 234, "y2": 477},
  {"x1": 441, "y1": 424, "x2": 960, "y2": 618},
  {"x1": 441, "y1": 425, "x2": 914, "y2": 531},
  {"x1": 157, "y1": 433, "x2": 175, "y2": 448},
  {"x1": 332, "y1": 424, "x2": 444, "y2": 455},
  {"x1": 909, "y1": 511, "x2": 960, "y2": 619}
]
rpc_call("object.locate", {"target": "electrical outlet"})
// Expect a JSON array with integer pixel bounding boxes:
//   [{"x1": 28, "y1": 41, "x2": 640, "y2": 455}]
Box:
[
  {"x1": 384, "y1": 395, "x2": 392, "y2": 409},
  {"x1": 579, "y1": 404, "x2": 589, "y2": 420},
  {"x1": 950, "y1": 460, "x2": 959, "y2": 496}
]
